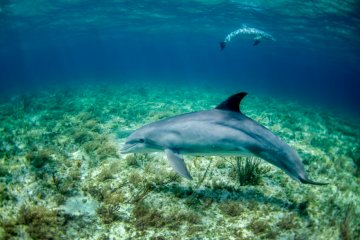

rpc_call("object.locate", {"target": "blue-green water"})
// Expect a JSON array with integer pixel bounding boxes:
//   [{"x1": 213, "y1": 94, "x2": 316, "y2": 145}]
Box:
[
  {"x1": 1, "y1": 0, "x2": 360, "y2": 111},
  {"x1": 0, "y1": 1, "x2": 359, "y2": 239}
]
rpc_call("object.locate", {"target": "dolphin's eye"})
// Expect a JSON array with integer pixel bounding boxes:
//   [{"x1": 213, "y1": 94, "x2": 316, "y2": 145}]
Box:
[{"x1": 139, "y1": 138, "x2": 145, "y2": 143}]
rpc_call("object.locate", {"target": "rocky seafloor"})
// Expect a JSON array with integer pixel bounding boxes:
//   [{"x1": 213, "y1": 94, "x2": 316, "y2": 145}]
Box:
[{"x1": 0, "y1": 83, "x2": 359, "y2": 240}]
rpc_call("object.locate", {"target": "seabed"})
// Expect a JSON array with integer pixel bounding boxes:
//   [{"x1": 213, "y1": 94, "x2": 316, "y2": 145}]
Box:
[{"x1": 0, "y1": 83, "x2": 359, "y2": 240}]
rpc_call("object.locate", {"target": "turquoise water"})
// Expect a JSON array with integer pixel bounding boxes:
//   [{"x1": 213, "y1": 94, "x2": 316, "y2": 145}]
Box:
[{"x1": 0, "y1": 1, "x2": 360, "y2": 239}]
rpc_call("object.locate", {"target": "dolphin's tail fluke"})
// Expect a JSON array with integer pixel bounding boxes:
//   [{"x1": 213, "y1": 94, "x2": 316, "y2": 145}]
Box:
[
  {"x1": 299, "y1": 176, "x2": 328, "y2": 185},
  {"x1": 220, "y1": 41, "x2": 226, "y2": 50}
]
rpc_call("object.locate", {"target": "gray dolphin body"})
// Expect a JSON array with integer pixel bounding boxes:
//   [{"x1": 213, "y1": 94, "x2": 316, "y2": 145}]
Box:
[
  {"x1": 220, "y1": 25, "x2": 276, "y2": 50},
  {"x1": 121, "y1": 93, "x2": 326, "y2": 185}
]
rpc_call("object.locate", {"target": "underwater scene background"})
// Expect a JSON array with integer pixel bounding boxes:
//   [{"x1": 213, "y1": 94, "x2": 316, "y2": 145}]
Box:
[{"x1": 0, "y1": 0, "x2": 360, "y2": 239}]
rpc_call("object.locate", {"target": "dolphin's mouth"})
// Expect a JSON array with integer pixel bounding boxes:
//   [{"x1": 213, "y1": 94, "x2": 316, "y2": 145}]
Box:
[{"x1": 120, "y1": 143, "x2": 136, "y2": 154}]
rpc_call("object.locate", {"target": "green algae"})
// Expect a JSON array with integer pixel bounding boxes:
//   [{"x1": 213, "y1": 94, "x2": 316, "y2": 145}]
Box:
[
  {"x1": 248, "y1": 219, "x2": 270, "y2": 235},
  {"x1": 0, "y1": 166, "x2": 9, "y2": 178},
  {"x1": 339, "y1": 203, "x2": 359, "y2": 240},
  {"x1": 97, "y1": 204, "x2": 122, "y2": 224},
  {"x1": 132, "y1": 201, "x2": 201, "y2": 231},
  {"x1": 26, "y1": 149, "x2": 54, "y2": 169},
  {"x1": 19, "y1": 206, "x2": 66, "y2": 240},
  {"x1": 0, "y1": 84, "x2": 359, "y2": 239},
  {"x1": 1, "y1": 205, "x2": 67, "y2": 240},
  {"x1": 0, "y1": 183, "x2": 11, "y2": 203},
  {"x1": 219, "y1": 201, "x2": 244, "y2": 217},
  {"x1": 125, "y1": 153, "x2": 155, "y2": 168},
  {"x1": 231, "y1": 156, "x2": 270, "y2": 186}
]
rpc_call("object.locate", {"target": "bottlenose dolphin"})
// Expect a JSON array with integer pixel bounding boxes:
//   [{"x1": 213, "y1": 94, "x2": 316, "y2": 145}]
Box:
[
  {"x1": 220, "y1": 25, "x2": 276, "y2": 50},
  {"x1": 121, "y1": 92, "x2": 326, "y2": 185}
]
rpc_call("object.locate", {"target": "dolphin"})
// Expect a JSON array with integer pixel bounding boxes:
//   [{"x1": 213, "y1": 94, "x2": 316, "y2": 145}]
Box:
[
  {"x1": 121, "y1": 92, "x2": 326, "y2": 185},
  {"x1": 220, "y1": 25, "x2": 276, "y2": 50}
]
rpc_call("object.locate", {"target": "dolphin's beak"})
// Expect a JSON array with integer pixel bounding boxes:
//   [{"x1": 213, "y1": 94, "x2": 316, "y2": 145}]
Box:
[{"x1": 120, "y1": 143, "x2": 135, "y2": 154}]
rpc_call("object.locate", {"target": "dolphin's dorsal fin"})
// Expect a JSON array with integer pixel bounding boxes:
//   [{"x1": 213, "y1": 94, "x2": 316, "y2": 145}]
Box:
[
  {"x1": 215, "y1": 92, "x2": 247, "y2": 113},
  {"x1": 165, "y1": 149, "x2": 193, "y2": 180}
]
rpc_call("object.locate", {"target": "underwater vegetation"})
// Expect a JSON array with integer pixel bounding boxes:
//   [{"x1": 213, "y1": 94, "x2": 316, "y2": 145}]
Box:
[
  {"x1": 0, "y1": 205, "x2": 67, "y2": 240},
  {"x1": 132, "y1": 201, "x2": 201, "y2": 231},
  {"x1": 231, "y1": 156, "x2": 270, "y2": 186},
  {"x1": 339, "y1": 204, "x2": 357, "y2": 240},
  {"x1": 26, "y1": 149, "x2": 54, "y2": 169},
  {"x1": 0, "y1": 84, "x2": 359, "y2": 239},
  {"x1": 352, "y1": 149, "x2": 360, "y2": 177}
]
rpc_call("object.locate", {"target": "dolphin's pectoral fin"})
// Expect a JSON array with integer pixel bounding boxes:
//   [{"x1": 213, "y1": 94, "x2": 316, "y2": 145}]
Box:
[
  {"x1": 220, "y1": 41, "x2": 226, "y2": 50},
  {"x1": 165, "y1": 149, "x2": 193, "y2": 180},
  {"x1": 215, "y1": 92, "x2": 247, "y2": 113},
  {"x1": 253, "y1": 36, "x2": 262, "y2": 46},
  {"x1": 253, "y1": 39, "x2": 261, "y2": 46}
]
